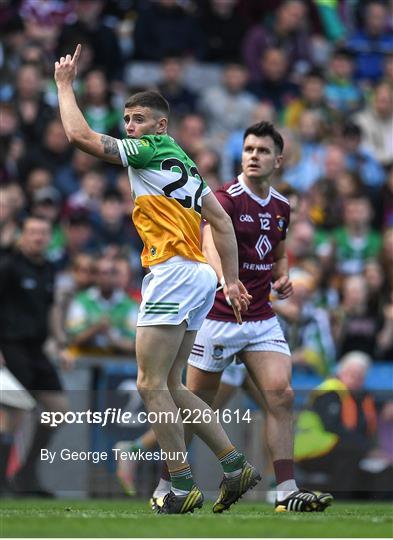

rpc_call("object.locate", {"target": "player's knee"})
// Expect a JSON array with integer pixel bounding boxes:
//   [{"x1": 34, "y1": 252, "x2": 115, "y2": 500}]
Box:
[
  {"x1": 270, "y1": 382, "x2": 294, "y2": 409},
  {"x1": 137, "y1": 372, "x2": 167, "y2": 396},
  {"x1": 279, "y1": 384, "x2": 294, "y2": 408}
]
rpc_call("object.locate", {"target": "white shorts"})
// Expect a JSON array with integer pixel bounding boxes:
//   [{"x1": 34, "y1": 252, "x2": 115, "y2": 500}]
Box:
[
  {"x1": 137, "y1": 256, "x2": 217, "y2": 331},
  {"x1": 188, "y1": 316, "x2": 290, "y2": 372}
]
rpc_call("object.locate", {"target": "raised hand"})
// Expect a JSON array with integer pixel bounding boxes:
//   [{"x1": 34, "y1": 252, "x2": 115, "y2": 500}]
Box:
[{"x1": 54, "y1": 43, "x2": 82, "y2": 86}]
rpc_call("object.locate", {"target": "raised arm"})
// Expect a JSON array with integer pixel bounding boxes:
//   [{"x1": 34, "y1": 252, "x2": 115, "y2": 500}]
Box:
[{"x1": 54, "y1": 44, "x2": 122, "y2": 165}]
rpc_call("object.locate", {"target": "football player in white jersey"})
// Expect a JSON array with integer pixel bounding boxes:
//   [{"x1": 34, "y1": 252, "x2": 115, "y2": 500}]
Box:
[{"x1": 55, "y1": 45, "x2": 260, "y2": 514}]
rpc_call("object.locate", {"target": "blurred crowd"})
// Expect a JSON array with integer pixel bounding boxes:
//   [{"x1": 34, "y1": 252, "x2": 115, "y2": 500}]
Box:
[{"x1": 0, "y1": 0, "x2": 393, "y2": 375}]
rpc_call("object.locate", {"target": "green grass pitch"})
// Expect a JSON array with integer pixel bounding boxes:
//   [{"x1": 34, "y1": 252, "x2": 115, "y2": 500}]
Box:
[{"x1": 1, "y1": 499, "x2": 392, "y2": 537}]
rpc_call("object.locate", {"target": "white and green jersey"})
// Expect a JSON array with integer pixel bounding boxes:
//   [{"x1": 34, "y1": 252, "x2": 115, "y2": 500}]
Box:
[
  {"x1": 116, "y1": 134, "x2": 210, "y2": 267},
  {"x1": 66, "y1": 287, "x2": 139, "y2": 354}
]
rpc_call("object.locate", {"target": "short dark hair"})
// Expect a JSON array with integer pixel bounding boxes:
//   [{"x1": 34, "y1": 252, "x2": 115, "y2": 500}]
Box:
[
  {"x1": 223, "y1": 60, "x2": 246, "y2": 71},
  {"x1": 304, "y1": 67, "x2": 325, "y2": 81},
  {"x1": 66, "y1": 209, "x2": 91, "y2": 227},
  {"x1": 124, "y1": 90, "x2": 170, "y2": 118},
  {"x1": 243, "y1": 121, "x2": 284, "y2": 154},
  {"x1": 281, "y1": 0, "x2": 306, "y2": 8},
  {"x1": 332, "y1": 46, "x2": 354, "y2": 60},
  {"x1": 103, "y1": 188, "x2": 123, "y2": 203},
  {"x1": 342, "y1": 121, "x2": 362, "y2": 138}
]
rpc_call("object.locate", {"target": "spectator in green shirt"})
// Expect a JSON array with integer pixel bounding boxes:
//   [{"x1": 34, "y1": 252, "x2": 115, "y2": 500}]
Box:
[
  {"x1": 65, "y1": 255, "x2": 139, "y2": 356},
  {"x1": 316, "y1": 195, "x2": 381, "y2": 276}
]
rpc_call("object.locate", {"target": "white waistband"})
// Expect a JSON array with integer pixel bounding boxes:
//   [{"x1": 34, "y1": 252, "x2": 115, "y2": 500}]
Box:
[{"x1": 149, "y1": 255, "x2": 200, "y2": 270}]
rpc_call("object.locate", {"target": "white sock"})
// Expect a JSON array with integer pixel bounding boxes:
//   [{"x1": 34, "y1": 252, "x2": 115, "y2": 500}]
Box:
[
  {"x1": 224, "y1": 468, "x2": 243, "y2": 478},
  {"x1": 171, "y1": 486, "x2": 190, "y2": 496},
  {"x1": 276, "y1": 479, "x2": 298, "y2": 502},
  {"x1": 153, "y1": 478, "x2": 171, "y2": 498}
]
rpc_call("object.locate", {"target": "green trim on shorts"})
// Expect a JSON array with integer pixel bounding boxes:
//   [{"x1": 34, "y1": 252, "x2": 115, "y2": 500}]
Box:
[{"x1": 145, "y1": 301, "x2": 180, "y2": 314}]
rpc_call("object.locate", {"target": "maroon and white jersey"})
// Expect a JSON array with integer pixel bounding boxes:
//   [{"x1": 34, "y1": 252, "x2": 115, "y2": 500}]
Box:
[{"x1": 208, "y1": 174, "x2": 290, "y2": 322}]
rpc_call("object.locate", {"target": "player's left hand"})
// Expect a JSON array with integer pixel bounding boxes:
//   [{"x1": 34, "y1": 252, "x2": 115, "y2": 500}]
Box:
[
  {"x1": 272, "y1": 275, "x2": 293, "y2": 299},
  {"x1": 54, "y1": 43, "x2": 81, "y2": 86}
]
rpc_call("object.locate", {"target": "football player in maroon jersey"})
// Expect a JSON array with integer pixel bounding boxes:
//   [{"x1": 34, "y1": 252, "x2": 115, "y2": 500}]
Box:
[{"x1": 150, "y1": 122, "x2": 333, "y2": 512}]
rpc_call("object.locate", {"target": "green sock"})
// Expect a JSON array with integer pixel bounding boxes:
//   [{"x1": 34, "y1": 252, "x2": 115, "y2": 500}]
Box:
[
  {"x1": 170, "y1": 465, "x2": 194, "y2": 492},
  {"x1": 218, "y1": 447, "x2": 246, "y2": 474}
]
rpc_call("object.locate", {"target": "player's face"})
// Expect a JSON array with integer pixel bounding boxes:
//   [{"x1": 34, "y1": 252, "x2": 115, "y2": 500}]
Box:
[
  {"x1": 242, "y1": 135, "x2": 282, "y2": 180},
  {"x1": 123, "y1": 106, "x2": 166, "y2": 138}
]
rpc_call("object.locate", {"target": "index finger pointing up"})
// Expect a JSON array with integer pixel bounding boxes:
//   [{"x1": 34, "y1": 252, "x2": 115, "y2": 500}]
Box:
[{"x1": 72, "y1": 43, "x2": 82, "y2": 63}]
